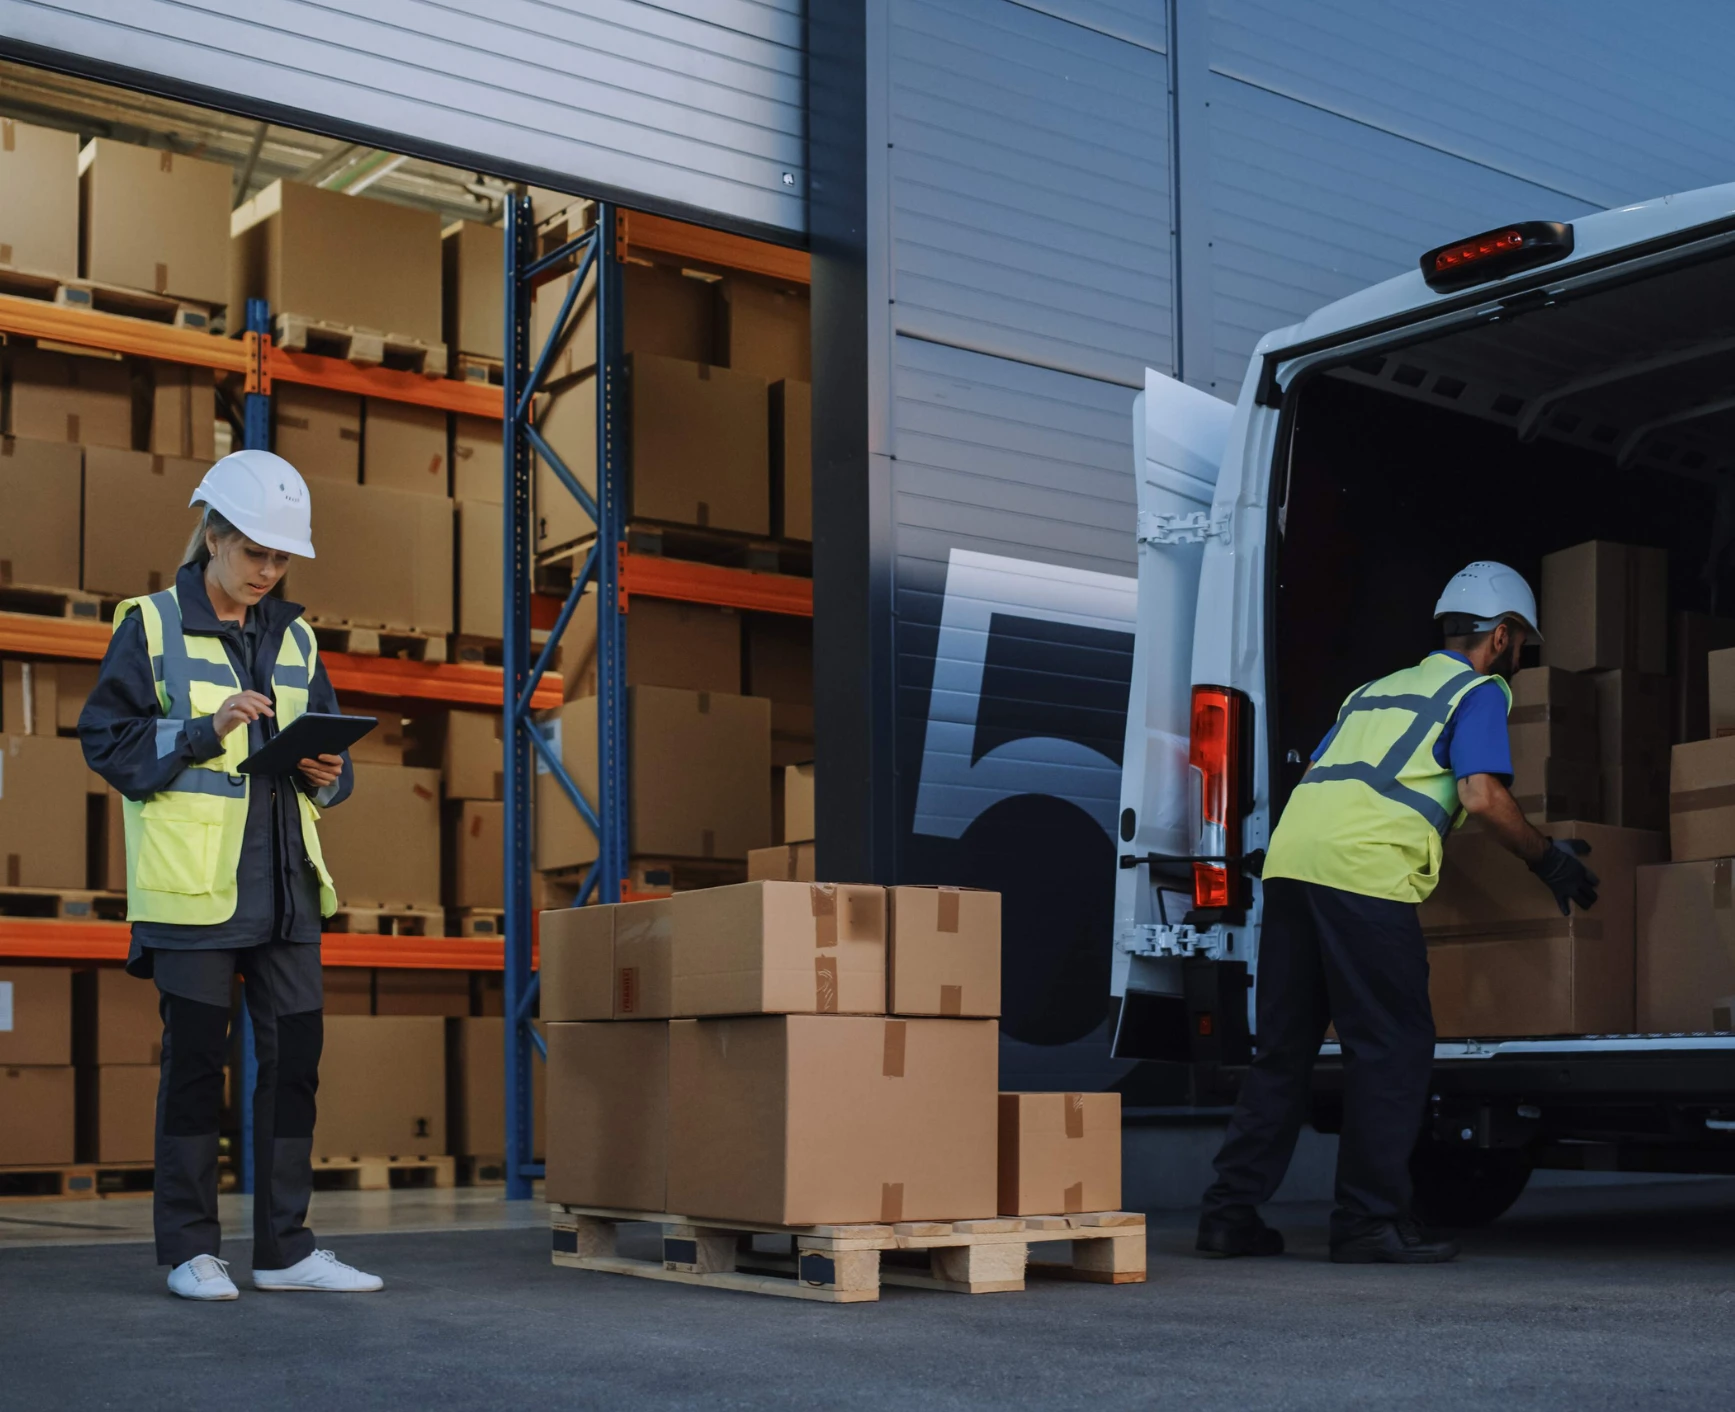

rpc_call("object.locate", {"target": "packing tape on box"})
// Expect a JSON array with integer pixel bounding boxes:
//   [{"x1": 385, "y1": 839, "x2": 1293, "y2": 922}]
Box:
[
  {"x1": 1064, "y1": 1182, "x2": 1085, "y2": 1215},
  {"x1": 814, "y1": 955, "x2": 837, "y2": 1012},
  {"x1": 880, "y1": 1182, "x2": 903, "y2": 1223},
  {"x1": 2, "y1": 119, "x2": 13, "y2": 151},
  {"x1": 939, "y1": 984, "x2": 962, "y2": 1016},
  {"x1": 882, "y1": 1019, "x2": 906, "y2": 1077},
  {"x1": 810, "y1": 883, "x2": 837, "y2": 947},
  {"x1": 1065, "y1": 1092, "x2": 1085, "y2": 1139},
  {"x1": 1670, "y1": 784, "x2": 1735, "y2": 814},
  {"x1": 1423, "y1": 918, "x2": 1604, "y2": 943},
  {"x1": 1716, "y1": 858, "x2": 1731, "y2": 910},
  {"x1": 937, "y1": 888, "x2": 961, "y2": 933}
]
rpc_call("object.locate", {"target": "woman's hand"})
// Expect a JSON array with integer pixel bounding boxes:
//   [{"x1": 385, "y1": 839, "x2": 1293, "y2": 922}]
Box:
[
  {"x1": 213, "y1": 690, "x2": 274, "y2": 739},
  {"x1": 298, "y1": 753, "x2": 344, "y2": 790}
]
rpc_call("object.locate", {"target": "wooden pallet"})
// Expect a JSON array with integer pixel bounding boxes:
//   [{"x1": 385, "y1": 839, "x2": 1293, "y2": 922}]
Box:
[
  {"x1": 311, "y1": 1154, "x2": 455, "y2": 1192},
  {"x1": 457, "y1": 1154, "x2": 508, "y2": 1186},
  {"x1": 453, "y1": 353, "x2": 504, "y2": 386},
  {"x1": 274, "y1": 312, "x2": 448, "y2": 377},
  {"x1": 0, "y1": 265, "x2": 222, "y2": 332},
  {"x1": 549, "y1": 1205, "x2": 1146, "y2": 1303},
  {"x1": 449, "y1": 635, "x2": 504, "y2": 667},
  {"x1": 0, "y1": 1161, "x2": 154, "y2": 1201},
  {"x1": 307, "y1": 620, "x2": 448, "y2": 663},
  {"x1": 451, "y1": 908, "x2": 504, "y2": 939},
  {"x1": 0, "y1": 582, "x2": 104, "y2": 623},
  {"x1": 325, "y1": 906, "x2": 446, "y2": 937},
  {"x1": 0, "y1": 888, "x2": 128, "y2": 922}
]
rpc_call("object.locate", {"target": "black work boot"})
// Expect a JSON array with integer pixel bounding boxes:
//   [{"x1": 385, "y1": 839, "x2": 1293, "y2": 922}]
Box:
[
  {"x1": 1196, "y1": 1208, "x2": 1285, "y2": 1257},
  {"x1": 1329, "y1": 1217, "x2": 1460, "y2": 1265}
]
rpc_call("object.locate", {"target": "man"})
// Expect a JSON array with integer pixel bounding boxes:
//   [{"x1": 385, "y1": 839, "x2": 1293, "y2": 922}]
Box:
[{"x1": 1196, "y1": 562, "x2": 1598, "y2": 1264}]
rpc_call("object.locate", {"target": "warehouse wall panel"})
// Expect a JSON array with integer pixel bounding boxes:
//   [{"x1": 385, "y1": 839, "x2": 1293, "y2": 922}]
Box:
[
  {"x1": 1012, "y1": 0, "x2": 1167, "y2": 51},
  {"x1": 0, "y1": 0, "x2": 805, "y2": 233}
]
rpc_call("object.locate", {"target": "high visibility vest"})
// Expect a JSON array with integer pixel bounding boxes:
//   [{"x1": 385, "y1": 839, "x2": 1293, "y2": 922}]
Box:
[
  {"x1": 1262, "y1": 653, "x2": 1511, "y2": 904},
  {"x1": 112, "y1": 587, "x2": 338, "y2": 925}
]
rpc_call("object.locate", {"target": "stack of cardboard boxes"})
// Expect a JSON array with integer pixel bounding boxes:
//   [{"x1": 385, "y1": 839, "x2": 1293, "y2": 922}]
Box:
[{"x1": 0, "y1": 967, "x2": 75, "y2": 1168}]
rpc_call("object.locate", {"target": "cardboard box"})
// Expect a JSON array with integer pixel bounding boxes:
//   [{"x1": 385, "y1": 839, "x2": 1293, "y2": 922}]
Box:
[
  {"x1": 0, "y1": 965, "x2": 72, "y2": 1066},
  {"x1": 347, "y1": 711, "x2": 407, "y2": 767},
  {"x1": 716, "y1": 279, "x2": 810, "y2": 381},
  {"x1": 231, "y1": 179, "x2": 442, "y2": 345},
  {"x1": 1602, "y1": 766, "x2": 1669, "y2": 834},
  {"x1": 746, "y1": 612, "x2": 813, "y2": 764},
  {"x1": 100, "y1": 788, "x2": 125, "y2": 893},
  {"x1": 771, "y1": 379, "x2": 811, "y2": 541},
  {"x1": 365, "y1": 400, "x2": 447, "y2": 496},
  {"x1": 1636, "y1": 860, "x2": 1735, "y2": 1033},
  {"x1": 545, "y1": 1020, "x2": 667, "y2": 1210},
  {"x1": 748, "y1": 842, "x2": 816, "y2": 883},
  {"x1": 667, "y1": 1015, "x2": 999, "y2": 1225},
  {"x1": 324, "y1": 967, "x2": 372, "y2": 1016},
  {"x1": 539, "y1": 905, "x2": 614, "y2": 1022},
  {"x1": 436, "y1": 710, "x2": 503, "y2": 801},
  {"x1": 456, "y1": 499, "x2": 502, "y2": 639},
  {"x1": 450, "y1": 800, "x2": 503, "y2": 909},
  {"x1": 450, "y1": 1016, "x2": 546, "y2": 1160},
  {"x1": 1709, "y1": 648, "x2": 1735, "y2": 740},
  {"x1": 74, "y1": 967, "x2": 160, "y2": 1066},
  {"x1": 453, "y1": 416, "x2": 501, "y2": 503},
  {"x1": 783, "y1": 763, "x2": 815, "y2": 843},
  {"x1": 1513, "y1": 757, "x2": 1601, "y2": 825},
  {"x1": 56, "y1": 663, "x2": 98, "y2": 735},
  {"x1": 1594, "y1": 670, "x2": 1670, "y2": 830},
  {"x1": 1674, "y1": 611, "x2": 1735, "y2": 743},
  {"x1": 629, "y1": 354, "x2": 769, "y2": 534},
  {"x1": 442, "y1": 220, "x2": 504, "y2": 361},
  {"x1": 314, "y1": 1017, "x2": 445, "y2": 1159},
  {"x1": 535, "y1": 687, "x2": 772, "y2": 869},
  {"x1": 0, "y1": 1065, "x2": 75, "y2": 1166},
  {"x1": 1669, "y1": 736, "x2": 1735, "y2": 863},
  {"x1": 7, "y1": 347, "x2": 135, "y2": 449},
  {"x1": 273, "y1": 383, "x2": 360, "y2": 483},
  {"x1": 528, "y1": 261, "x2": 596, "y2": 386},
  {"x1": 532, "y1": 375, "x2": 595, "y2": 551},
  {"x1": 613, "y1": 897, "x2": 675, "y2": 1018},
  {"x1": 150, "y1": 364, "x2": 216, "y2": 462},
  {"x1": 1508, "y1": 667, "x2": 1598, "y2": 766},
  {"x1": 997, "y1": 1092, "x2": 1121, "y2": 1216},
  {"x1": 82, "y1": 1065, "x2": 159, "y2": 1163},
  {"x1": 2, "y1": 661, "x2": 57, "y2": 737},
  {"x1": 0, "y1": 736, "x2": 90, "y2": 889},
  {"x1": 0, "y1": 118, "x2": 78, "y2": 279},
  {"x1": 668, "y1": 881, "x2": 886, "y2": 1018},
  {"x1": 564, "y1": 595, "x2": 741, "y2": 699},
  {"x1": 290, "y1": 481, "x2": 453, "y2": 635},
  {"x1": 80, "y1": 448, "x2": 207, "y2": 598},
  {"x1": 0, "y1": 436, "x2": 82, "y2": 590},
  {"x1": 1541, "y1": 541, "x2": 1667, "y2": 674},
  {"x1": 1420, "y1": 821, "x2": 1664, "y2": 1036},
  {"x1": 80, "y1": 139, "x2": 229, "y2": 305},
  {"x1": 625, "y1": 261, "x2": 715, "y2": 364},
  {"x1": 889, "y1": 887, "x2": 1001, "y2": 1018},
  {"x1": 315, "y1": 763, "x2": 442, "y2": 909},
  {"x1": 375, "y1": 968, "x2": 471, "y2": 1017}
]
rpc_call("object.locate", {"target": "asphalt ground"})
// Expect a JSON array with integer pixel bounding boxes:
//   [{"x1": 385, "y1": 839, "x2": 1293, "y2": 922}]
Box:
[{"x1": 3, "y1": 1180, "x2": 1733, "y2": 1410}]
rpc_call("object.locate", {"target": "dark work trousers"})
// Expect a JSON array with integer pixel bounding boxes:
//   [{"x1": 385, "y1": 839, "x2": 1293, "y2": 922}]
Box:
[
  {"x1": 1202, "y1": 877, "x2": 1435, "y2": 1239},
  {"x1": 152, "y1": 943, "x2": 323, "y2": 1270}
]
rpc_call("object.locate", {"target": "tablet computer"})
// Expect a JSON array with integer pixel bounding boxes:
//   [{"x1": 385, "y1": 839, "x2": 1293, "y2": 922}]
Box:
[{"x1": 238, "y1": 713, "x2": 376, "y2": 776}]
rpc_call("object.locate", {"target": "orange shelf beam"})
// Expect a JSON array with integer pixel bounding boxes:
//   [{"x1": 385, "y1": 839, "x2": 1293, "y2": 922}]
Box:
[
  {"x1": 0, "y1": 292, "x2": 250, "y2": 373},
  {"x1": 265, "y1": 345, "x2": 503, "y2": 418},
  {"x1": 621, "y1": 552, "x2": 813, "y2": 617},
  {"x1": 0, "y1": 611, "x2": 107, "y2": 661},
  {"x1": 0, "y1": 920, "x2": 525, "y2": 970},
  {"x1": 619, "y1": 210, "x2": 810, "y2": 286}
]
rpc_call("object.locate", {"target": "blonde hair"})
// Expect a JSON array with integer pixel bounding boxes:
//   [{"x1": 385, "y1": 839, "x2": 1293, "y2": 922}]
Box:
[{"x1": 181, "y1": 505, "x2": 244, "y2": 568}]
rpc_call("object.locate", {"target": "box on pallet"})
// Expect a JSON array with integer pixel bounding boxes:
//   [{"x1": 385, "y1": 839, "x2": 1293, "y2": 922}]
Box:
[
  {"x1": 450, "y1": 1016, "x2": 546, "y2": 1163},
  {"x1": 315, "y1": 763, "x2": 442, "y2": 910},
  {"x1": 80, "y1": 138, "x2": 230, "y2": 306},
  {"x1": 1669, "y1": 736, "x2": 1735, "y2": 862},
  {"x1": 667, "y1": 1015, "x2": 999, "y2": 1226},
  {"x1": 0, "y1": 117, "x2": 78, "y2": 279},
  {"x1": 540, "y1": 905, "x2": 615, "y2": 1022},
  {"x1": 1540, "y1": 540, "x2": 1667, "y2": 674},
  {"x1": 888, "y1": 886, "x2": 1001, "y2": 1017},
  {"x1": 80, "y1": 449, "x2": 208, "y2": 598},
  {"x1": 449, "y1": 800, "x2": 504, "y2": 910},
  {"x1": 347, "y1": 711, "x2": 407, "y2": 767},
  {"x1": 375, "y1": 969, "x2": 472, "y2": 1017},
  {"x1": 532, "y1": 376, "x2": 594, "y2": 551},
  {"x1": 997, "y1": 1092, "x2": 1121, "y2": 1217},
  {"x1": 748, "y1": 842, "x2": 817, "y2": 883},
  {"x1": 0, "y1": 736, "x2": 89, "y2": 889},
  {"x1": 412, "y1": 709, "x2": 502, "y2": 800},
  {"x1": 324, "y1": 967, "x2": 372, "y2": 1016},
  {"x1": 313, "y1": 1016, "x2": 445, "y2": 1159},
  {"x1": 0, "y1": 1065, "x2": 75, "y2": 1166},
  {"x1": 56, "y1": 663, "x2": 97, "y2": 734},
  {"x1": 771, "y1": 379, "x2": 812, "y2": 542},
  {"x1": 365, "y1": 400, "x2": 447, "y2": 496},
  {"x1": 443, "y1": 221, "x2": 504, "y2": 362},
  {"x1": 149, "y1": 364, "x2": 216, "y2": 462},
  {"x1": 0, "y1": 966, "x2": 72, "y2": 1066},
  {"x1": 74, "y1": 969, "x2": 161, "y2": 1066},
  {"x1": 715, "y1": 278, "x2": 810, "y2": 381},
  {"x1": 528, "y1": 262, "x2": 596, "y2": 386},
  {"x1": 0, "y1": 436, "x2": 82, "y2": 590},
  {"x1": 455, "y1": 499, "x2": 504, "y2": 640},
  {"x1": 453, "y1": 417, "x2": 501, "y2": 503},
  {"x1": 564, "y1": 595, "x2": 741, "y2": 699},
  {"x1": 80, "y1": 1065, "x2": 159, "y2": 1164},
  {"x1": 545, "y1": 1020, "x2": 667, "y2": 1210},
  {"x1": 7, "y1": 348, "x2": 135, "y2": 449},
  {"x1": 625, "y1": 261, "x2": 715, "y2": 364},
  {"x1": 290, "y1": 481, "x2": 453, "y2": 635},
  {"x1": 2, "y1": 661, "x2": 57, "y2": 736},
  {"x1": 273, "y1": 384, "x2": 360, "y2": 483},
  {"x1": 1636, "y1": 860, "x2": 1735, "y2": 1032},
  {"x1": 629, "y1": 354, "x2": 769, "y2": 534}
]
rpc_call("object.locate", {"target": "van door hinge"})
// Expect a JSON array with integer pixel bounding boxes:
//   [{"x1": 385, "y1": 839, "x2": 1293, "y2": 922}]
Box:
[{"x1": 1138, "y1": 510, "x2": 1230, "y2": 546}]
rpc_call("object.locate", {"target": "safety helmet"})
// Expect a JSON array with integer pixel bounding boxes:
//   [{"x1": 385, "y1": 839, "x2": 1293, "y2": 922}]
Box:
[
  {"x1": 1433, "y1": 561, "x2": 1541, "y2": 640},
  {"x1": 188, "y1": 450, "x2": 316, "y2": 559}
]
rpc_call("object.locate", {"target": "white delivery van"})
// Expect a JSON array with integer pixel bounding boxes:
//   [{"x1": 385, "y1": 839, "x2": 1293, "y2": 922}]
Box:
[{"x1": 1114, "y1": 193, "x2": 1735, "y2": 1225}]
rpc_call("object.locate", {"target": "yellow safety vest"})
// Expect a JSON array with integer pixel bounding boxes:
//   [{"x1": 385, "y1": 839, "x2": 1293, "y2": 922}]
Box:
[
  {"x1": 112, "y1": 587, "x2": 338, "y2": 925},
  {"x1": 1262, "y1": 653, "x2": 1512, "y2": 904}
]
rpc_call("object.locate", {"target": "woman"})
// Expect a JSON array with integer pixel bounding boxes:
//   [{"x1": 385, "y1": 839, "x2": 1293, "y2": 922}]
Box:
[{"x1": 80, "y1": 450, "x2": 383, "y2": 1301}]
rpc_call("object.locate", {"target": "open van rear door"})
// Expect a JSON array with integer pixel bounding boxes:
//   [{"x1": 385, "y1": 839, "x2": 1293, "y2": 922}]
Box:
[{"x1": 1111, "y1": 370, "x2": 1232, "y2": 1024}]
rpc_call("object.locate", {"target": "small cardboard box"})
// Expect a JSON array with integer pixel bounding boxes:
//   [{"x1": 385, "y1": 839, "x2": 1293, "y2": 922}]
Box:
[
  {"x1": 290, "y1": 480, "x2": 453, "y2": 635},
  {"x1": 56, "y1": 663, "x2": 98, "y2": 735},
  {"x1": 1636, "y1": 860, "x2": 1735, "y2": 1032},
  {"x1": 374, "y1": 968, "x2": 472, "y2": 1017},
  {"x1": 613, "y1": 897, "x2": 675, "y2": 1018},
  {"x1": 629, "y1": 354, "x2": 769, "y2": 534},
  {"x1": 274, "y1": 383, "x2": 361, "y2": 483},
  {"x1": 449, "y1": 800, "x2": 503, "y2": 910},
  {"x1": 80, "y1": 139, "x2": 230, "y2": 305},
  {"x1": 532, "y1": 376, "x2": 595, "y2": 551},
  {"x1": 74, "y1": 968, "x2": 161, "y2": 1066},
  {"x1": 2, "y1": 661, "x2": 57, "y2": 737},
  {"x1": 1507, "y1": 667, "x2": 1598, "y2": 766},
  {"x1": 0, "y1": 965, "x2": 72, "y2": 1066},
  {"x1": 7, "y1": 347, "x2": 135, "y2": 449},
  {"x1": 1420, "y1": 821, "x2": 1664, "y2": 1036},
  {"x1": 783, "y1": 763, "x2": 815, "y2": 843},
  {"x1": 564, "y1": 594, "x2": 741, "y2": 700},
  {"x1": 453, "y1": 416, "x2": 501, "y2": 503},
  {"x1": 888, "y1": 886, "x2": 1001, "y2": 1017},
  {"x1": 528, "y1": 261, "x2": 596, "y2": 386},
  {"x1": 314, "y1": 1017, "x2": 445, "y2": 1159},
  {"x1": 539, "y1": 905, "x2": 614, "y2": 1022},
  {"x1": 80, "y1": 448, "x2": 208, "y2": 598},
  {"x1": 435, "y1": 709, "x2": 503, "y2": 801},
  {"x1": 1669, "y1": 736, "x2": 1735, "y2": 863},
  {"x1": 455, "y1": 499, "x2": 502, "y2": 639},
  {"x1": 748, "y1": 843, "x2": 817, "y2": 883},
  {"x1": 1540, "y1": 540, "x2": 1667, "y2": 674},
  {"x1": 1674, "y1": 611, "x2": 1735, "y2": 743},
  {"x1": 771, "y1": 379, "x2": 811, "y2": 542},
  {"x1": 997, "y1": 1092, "x2": 1121, "y2": 1216},
  {"x1": 545, "y1": 1020, "x2": 667, "y2": 1211},
  {"x1": 365, "y1": 400, "x2": 447, "y2": 496},
  {"x1": 315, "y1": 763, "x2": 443, "y2": 909},
  {"x1": 0, "y1": 1065, "x2": 75, "y2": 1166},
  {"x1": 667, "y1": 1015, "x2": 999, "y2": 1226},
  {"x1": 0, "y1": 118, "x2": 78, "y2": 280},
  {"x1": 449, "y1": 1016, "x2": 545, "y2": 1160},
  {"x1": 81, "y1": 1065, "x2": 159, "y2": 1163},
  {"x1": 442, "y1": 220, "x2": 504, "y2": 361},
  {"x1": 625, "y1": 261, "x2": 715, "y2": 364},
  {"x1": 149, "y1": 364, "x2": 216, "y2": 462},
  {"x1": 667, "y1": 881, "x2": 886, "y2": 1018},
  {"x1": 231, "y1": 179, "x2": 442, "y2": 345},
  {"x1": 347, "y1": 711, "x2": 407, "y2": 767},
  {"x1": 0, "y1": 436, "x2": 82, "y2": 590},
  {"x1": 0, "y1": 736, "x2": 90, "y2": 890},
  {"x1": 716, "y1": 278, "x2": 810, "y2": 381}
]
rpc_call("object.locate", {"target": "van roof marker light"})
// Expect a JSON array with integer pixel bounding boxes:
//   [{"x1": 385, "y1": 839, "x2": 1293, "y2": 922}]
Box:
[{"x1": 1420, "y1": 221, "x2": 1575, "y2": 292}]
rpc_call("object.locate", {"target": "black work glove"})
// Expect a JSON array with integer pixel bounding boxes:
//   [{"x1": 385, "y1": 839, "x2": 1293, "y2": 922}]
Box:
[{"x1": 1528, "y1": 837, "x2": 1599, "y2": 917}]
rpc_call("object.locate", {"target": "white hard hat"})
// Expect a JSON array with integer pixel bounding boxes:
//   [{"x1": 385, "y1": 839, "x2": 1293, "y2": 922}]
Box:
[
  {"x1": 188, "y1": 450, "x2": 316, "y2": 558},
  {"x1": 1434, "y1": 561, "x2": 1541, "y2": 641}
]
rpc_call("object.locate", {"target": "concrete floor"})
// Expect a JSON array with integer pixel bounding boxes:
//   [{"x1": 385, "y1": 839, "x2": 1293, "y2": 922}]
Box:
[{"x1": 3, "y1": 1180, "x2": 1734, "y2": 1409}]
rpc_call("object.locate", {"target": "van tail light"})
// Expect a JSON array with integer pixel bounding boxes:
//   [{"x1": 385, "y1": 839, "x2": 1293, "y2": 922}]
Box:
[{"x1": 1189, "y1": 685, "x2": 1246, "y2": 910}]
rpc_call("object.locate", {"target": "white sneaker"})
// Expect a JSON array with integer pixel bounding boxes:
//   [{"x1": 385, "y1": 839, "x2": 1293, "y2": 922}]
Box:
[
  {"x1": 252, "y1": 1248, "x2": 384, "y2": 1293},
  {"x1": 167, "y1": 1254, "x2": 239, "y2": 1301}
]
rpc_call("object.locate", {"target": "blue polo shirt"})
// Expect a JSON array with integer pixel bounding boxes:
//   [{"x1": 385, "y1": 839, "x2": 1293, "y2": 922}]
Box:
[{"x1": 1312, "y1": 650, "x2": 1512, "y2": 781}]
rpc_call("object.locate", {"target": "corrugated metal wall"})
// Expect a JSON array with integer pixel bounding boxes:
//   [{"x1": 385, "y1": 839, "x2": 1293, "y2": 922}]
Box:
[{"x1": 0, "y1": 0, "x2": 806, "y2": 233}]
